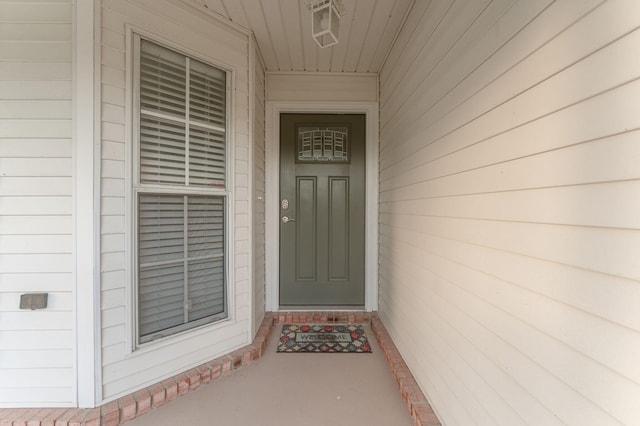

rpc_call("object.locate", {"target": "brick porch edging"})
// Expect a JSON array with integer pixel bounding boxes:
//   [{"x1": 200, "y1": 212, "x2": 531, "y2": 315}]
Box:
[
  {"x1": 0, "y1": 311, "x2": 440, "y2": 426},
  {"x1": 369, "y1": 314, "x2": 441, "y2": 426}
]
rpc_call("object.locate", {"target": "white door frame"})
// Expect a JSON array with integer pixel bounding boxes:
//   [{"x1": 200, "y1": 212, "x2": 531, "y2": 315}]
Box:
[{"x1": 265, "y1": 102, "x2": 379, "y2": 311}]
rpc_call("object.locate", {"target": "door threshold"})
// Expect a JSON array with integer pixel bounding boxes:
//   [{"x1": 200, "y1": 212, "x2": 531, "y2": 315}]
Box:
[
  {"x1": 278, "y1": 305, "x2": 366, "y2": 311},
  {"x1": 272, "y1": 310, "x2": 372, "y2": 325}
]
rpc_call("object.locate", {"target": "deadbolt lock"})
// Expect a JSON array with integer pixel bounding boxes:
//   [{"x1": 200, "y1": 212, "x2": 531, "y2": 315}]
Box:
[{"x1": 281, "y1": 199, "x2": 289, "y2": 210}]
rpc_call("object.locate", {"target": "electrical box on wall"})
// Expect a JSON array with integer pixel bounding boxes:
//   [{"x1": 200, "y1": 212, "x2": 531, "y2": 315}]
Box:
[{"x1": 20, "y1": 293, "x2": 48, "y2": 310}]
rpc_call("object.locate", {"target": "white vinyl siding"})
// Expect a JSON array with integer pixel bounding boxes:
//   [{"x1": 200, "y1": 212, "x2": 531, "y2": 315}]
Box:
[
  {"x1": 100, "y1": 0, "x2": 251, "y2": 401},
  {"x1": 266, "y1": 72, "x2": 378, "y2": 102},
  {"x1": 378, "y1": 1, "x2": 640, "y2": 425},
  {"x1": 0, "y1": 0, "x2": 74, "y2": 406},
  {"x1": 252, "y1": 42, "x2": 266, "y2": 335}
]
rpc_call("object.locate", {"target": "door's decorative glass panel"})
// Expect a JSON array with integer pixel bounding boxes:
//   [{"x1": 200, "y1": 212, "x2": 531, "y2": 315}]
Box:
[{"x1": 297, "y1": 127, "x2": 349, "y2": 162}]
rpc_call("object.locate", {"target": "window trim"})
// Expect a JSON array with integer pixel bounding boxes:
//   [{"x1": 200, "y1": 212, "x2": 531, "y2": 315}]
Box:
[{"x1": 130, "y1": 32, "x2": 234, "y2": 349}]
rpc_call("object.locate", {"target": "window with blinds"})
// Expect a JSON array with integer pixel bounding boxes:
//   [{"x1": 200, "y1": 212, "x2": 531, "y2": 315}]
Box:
[{"x1": 134, "y1": 37, "x2": 228, "y2": 344}]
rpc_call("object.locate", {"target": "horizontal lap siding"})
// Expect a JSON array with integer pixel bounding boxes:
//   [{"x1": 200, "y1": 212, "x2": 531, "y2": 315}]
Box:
[
  {"x1": 0, "y1": 0, "x2": 74, "y2": 406},
  {"x1": 100, "y1": 3, "x2": 127, "y2": 391},
  {"x1": 100, "y1": 0, "x2": 251, "y2": 401},
  {"x1": 253, "y1": 46, "x2": 266, "y2": 335},
  {"x1": 266, "y1": 73, "x2": 378, "y2": 102},
  {"x1": 378, "y1": 1, "x2": 640, "y2": 425}
]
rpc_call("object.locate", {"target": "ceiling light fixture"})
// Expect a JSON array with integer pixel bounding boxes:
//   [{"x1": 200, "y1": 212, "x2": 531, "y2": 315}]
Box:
[{"x1": 305, "y1": 0, "x2": 344, "y2": 48}]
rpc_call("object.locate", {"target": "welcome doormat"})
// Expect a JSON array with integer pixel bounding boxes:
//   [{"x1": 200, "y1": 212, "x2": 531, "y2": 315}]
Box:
[{"x1": 277, "y1": 324, "x2": 372, "y2": 353}]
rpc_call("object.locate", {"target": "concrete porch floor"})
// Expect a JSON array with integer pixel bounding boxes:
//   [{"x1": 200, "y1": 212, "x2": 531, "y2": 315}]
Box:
[
  {"x1": 0, "y1": 313, "x2": 440, "y2": 425},
  {"x1": 127, "y1": 321, "x2": 413, "y2": 426}
]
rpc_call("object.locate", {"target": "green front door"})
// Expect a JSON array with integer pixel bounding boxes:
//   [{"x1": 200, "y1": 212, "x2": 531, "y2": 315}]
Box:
[{"x1": 279, "y1": 113, "x2": 366, "y2": 306}]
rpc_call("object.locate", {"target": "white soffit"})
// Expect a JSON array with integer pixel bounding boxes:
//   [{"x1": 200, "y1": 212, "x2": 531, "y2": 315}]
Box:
[{"x1": 188, "y1": 0, "x2": 414, "y2": 73}]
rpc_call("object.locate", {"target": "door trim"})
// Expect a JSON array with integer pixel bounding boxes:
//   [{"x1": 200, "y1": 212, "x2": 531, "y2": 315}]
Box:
[{"x1": 265, "y1": 102, "x2": 379, "y2": 312}]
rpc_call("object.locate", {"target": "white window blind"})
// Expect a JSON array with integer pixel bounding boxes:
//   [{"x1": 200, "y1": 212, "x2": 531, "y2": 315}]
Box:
[
  {"x1": 135, "y1": 37, "x2": 228, "y2": 344},
  {"x1": 138, "y1": 194, "x2": 225, "y2": 341},
  {"x1": 139, "y1": 39, "x2": 226, "y2": 188}
]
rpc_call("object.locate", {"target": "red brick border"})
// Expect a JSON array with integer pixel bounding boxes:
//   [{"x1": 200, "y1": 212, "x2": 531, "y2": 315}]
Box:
[
  {"x1": 0, "y1": 311, "x2": 440, "y2": 426},
  {"x1": 273, "y1": 310, "x2": 371, "y2": 325},
  {"x1": 370, "y1": 314, "x2": 441, "y2": 426}
]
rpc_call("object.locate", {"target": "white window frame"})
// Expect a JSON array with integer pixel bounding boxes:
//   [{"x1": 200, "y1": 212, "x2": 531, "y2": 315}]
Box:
[{"x1": 131, "y1": 33, "x2": 232, "y2": 348}]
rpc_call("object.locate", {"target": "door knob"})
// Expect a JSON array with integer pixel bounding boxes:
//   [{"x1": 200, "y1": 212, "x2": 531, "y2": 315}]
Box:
[{"x1": 282, "y1": 216, "x2": 296, "y2": 223}]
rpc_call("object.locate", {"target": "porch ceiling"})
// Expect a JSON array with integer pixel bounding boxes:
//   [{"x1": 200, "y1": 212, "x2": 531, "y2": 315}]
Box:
[{"x1": 190, "y1": 0, "x2": 414, "y2": 72}]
